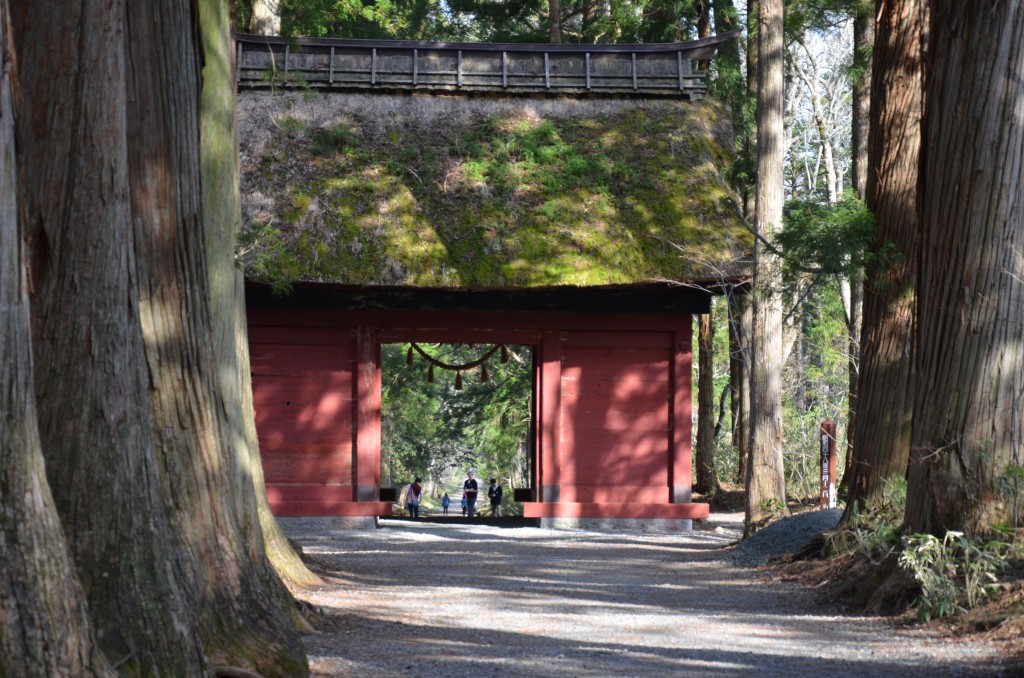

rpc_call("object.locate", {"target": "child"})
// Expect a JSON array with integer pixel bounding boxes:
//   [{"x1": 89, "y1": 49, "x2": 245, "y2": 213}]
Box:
[
  {"x1": 442, "y1": 492, "x2": 450, "y2": 516},
  {"x1": 461, "y1": 492, "x2": 468, "y2": 517}
]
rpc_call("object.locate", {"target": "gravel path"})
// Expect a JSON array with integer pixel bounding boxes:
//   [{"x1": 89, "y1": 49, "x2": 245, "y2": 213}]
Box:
[{"x1": 285, "y1": 512, "x2": 1011, "y2": 677}]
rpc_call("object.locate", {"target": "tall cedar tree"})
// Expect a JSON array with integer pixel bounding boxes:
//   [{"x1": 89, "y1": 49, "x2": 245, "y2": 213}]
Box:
[
  {"x1": 695, "y1": 312, "x2": 719, "y2": 492},
  {"x1": 200, "y1": 0, "x2": 321, "y2": 589},
  {"x1": 905, "y1": 2, "x2": 1024, "y2": 534},
  {"x1": 843, "y1": 0, "x2": 924, "y2": 514},
  {"x1": 838, "y1": 0, "x2": 872, "y2": 492},
  {"x1": 745, "y1": 0, "x2": 789, "y2": 534},
  {"x1": 8, "y1": 0, "x2": 308, "y2": 673},
  {"x1": 12, "y1": 0, "x2": 209, "y2": 672},
  {"x1": 125, "y1": 0, "x2": 306, "y2": 671},
  {"x1": 0, "y1": 1, "x2": 114, "y2": 671}
]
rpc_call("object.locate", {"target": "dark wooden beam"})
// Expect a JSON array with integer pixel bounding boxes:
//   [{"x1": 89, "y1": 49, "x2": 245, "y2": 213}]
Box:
[{"x1": 246, "y1": 282, "x2": 713, "y2": 315}]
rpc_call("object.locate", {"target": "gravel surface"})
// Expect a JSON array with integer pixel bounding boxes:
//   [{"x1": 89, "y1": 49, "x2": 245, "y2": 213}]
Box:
[
  {"x1": 284, "y1": 512, "x2": 1012, "y2": 677},
  {"x1": 726, "y1": 508, "x2": 843, "y2": 567}
]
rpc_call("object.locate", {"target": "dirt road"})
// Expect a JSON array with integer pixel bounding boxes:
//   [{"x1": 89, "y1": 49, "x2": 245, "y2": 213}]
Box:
[{"x1": 285, "y1": 513, "x2": 1010, "y2": 677}]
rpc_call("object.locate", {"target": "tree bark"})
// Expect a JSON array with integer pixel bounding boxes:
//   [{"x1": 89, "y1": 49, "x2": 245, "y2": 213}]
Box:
[
  {"x1": 745, "y1": 0, "x2": 789, "y2": 536},
  {"x1": 905, "y1": 2, "x2": 1024, "y2": 534},
  {"x1": 250, "y1": 0, "x2": 280, "y2": 35},
  {"x1": 200, "y1": 0, "x2": 320, "y2": 590},
  {"x1": 839, "y1": 0, "x2": 872, "y2": 493},
  {"x1": 843, "y1": 0, "x2": 924, "y2": 515},
  {"x1": 696, "y1": 1, "x2": 711, "y2": 72},
  {"x1": 0, "y1": 4, "x2": 114, "y2": 672},
  {"x1": 125, "y1": 0, "x2": 306, "y2": 672},
  {"x1": 548, "y1": 0, "x2": 561, "y2": 43},
  {"x1": 12, "y1": 0, "x2": 210, "y2": 673},
  {"x1": 729, "y1": 289, "x2": 751, "y2": 483},
  {"x1": 695, "y1": 311, "x2": 719, "y2": 493},
  {"x1": 743, "y1": 0, "x2": 759, "y2": 220}
]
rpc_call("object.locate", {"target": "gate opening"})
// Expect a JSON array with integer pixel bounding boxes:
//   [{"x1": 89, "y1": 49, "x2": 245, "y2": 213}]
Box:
[{"x1": 380, "y1": 342, "x2": 533, "y2": 518}]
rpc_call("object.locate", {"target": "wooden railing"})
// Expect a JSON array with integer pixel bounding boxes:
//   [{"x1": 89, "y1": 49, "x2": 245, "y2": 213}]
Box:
[{"x1": 235, "y1": 30, "x2": 740, "y2": 99}]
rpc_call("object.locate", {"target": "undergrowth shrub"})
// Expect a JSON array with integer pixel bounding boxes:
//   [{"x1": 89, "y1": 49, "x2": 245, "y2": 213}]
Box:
[
  {"x1": 899, "y1": 529, "x2": 1020, "y2": 621},
  {"x1": 826, "y1": 476, "x2": 906, "y2": 563}
]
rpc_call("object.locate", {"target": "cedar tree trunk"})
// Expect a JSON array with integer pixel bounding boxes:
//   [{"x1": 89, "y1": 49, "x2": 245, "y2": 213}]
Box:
[
  {"x1": 839, "y1": 0, "x2": 872, "y2": 492},
  {"x1": 12, "y1": 0, "x2": 209, "y2": 672},
  {"x1": 905, "y1": 2, "x2": 1024, "y2": 534},
  {"x1": 125, "y1": 1, "x2": 307, "y2": 672},
  {"x1": 745, "y1": 0, "x2": 789, "y2": 536},
  {"x1": 729, "y1": 289, "x2": 752, "y2": 482},
  {"x1": 843, "y1": 0, "x2": 924, "y2": 515},
  {"x1": 0, "y1": 4, "x2": 113, "y2": 672},
  {"x1": 250, "y1": 0, "x2": 280, "y2": 35},
  {"x1": 695, "y1": 310, "x2": 719, "y2": 493},
  {"x1": 200, "y1": 0, "x2": 320, "y2": 589}
]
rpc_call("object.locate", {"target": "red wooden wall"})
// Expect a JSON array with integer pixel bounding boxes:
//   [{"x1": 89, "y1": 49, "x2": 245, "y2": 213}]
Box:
[{"x1": 247, "y1": 304, "x2": 709, "y2": 521}]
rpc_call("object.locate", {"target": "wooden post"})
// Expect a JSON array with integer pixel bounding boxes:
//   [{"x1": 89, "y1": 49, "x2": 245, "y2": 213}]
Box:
[
  {"x1": 329, "y1": 46, "x2": 335, "y2": 84},
  {"x1": 585, "y1": 52, "x2": 591, "y2": 90},
  {"x1": 412, "y1": 48, "x2": 418, "y2": 85},
  {"x1": 820, "y1": 419, "x2": 837, "y2": 508}
]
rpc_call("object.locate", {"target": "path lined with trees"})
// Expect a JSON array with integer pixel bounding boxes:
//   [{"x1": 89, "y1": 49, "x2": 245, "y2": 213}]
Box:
[{"x1": 3, "y1": 0, "x2": 1024, "y2": 675}]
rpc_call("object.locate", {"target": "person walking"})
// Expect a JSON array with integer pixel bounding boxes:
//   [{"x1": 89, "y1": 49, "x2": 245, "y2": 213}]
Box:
[
  {"x1": 405, "y1": 477, "x2": 422, "y2": 518},
  {"x1": 463, "y1": 470, "x2": 478, "y2": 518},
  {"x1": 441, "y1": 492, "x2": 450, "y2": 516},
  {"x1": 461, "y1": 492, "x2": 468, "y2": 516},
  {"x1": 488, "y1": 478, "x2": 503, "y2": 518}
]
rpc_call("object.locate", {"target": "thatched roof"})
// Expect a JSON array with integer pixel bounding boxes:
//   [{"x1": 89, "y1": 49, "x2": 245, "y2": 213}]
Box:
[{"x1": 238, "y1": 92, "x2": 752, "y2": 291}]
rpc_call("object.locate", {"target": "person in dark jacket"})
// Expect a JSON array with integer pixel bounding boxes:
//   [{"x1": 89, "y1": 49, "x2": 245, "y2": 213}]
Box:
[
  {"x1": 488, "y1": 478, "x2": 503, "y2": 517},
  {"x1": 463, "y1": 470, "x2": 478, "y2": 517}
]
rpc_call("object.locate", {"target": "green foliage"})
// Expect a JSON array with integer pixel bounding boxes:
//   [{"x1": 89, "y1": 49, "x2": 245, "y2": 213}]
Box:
[
  {"x1": 899, "y1": 530, "x2": 1019, "y2": 622},
  {"x1": 237, "y1": 0, "x2": 712, "y2": 44},
  {"x1": 779, "y1": 196, "x2": 880, "y2": 281},
  {"x1": 380, "y1": 344, "x2": 532, "y2": 493},
  {"x1": 995, "y1": 463, "x2": 1024, "y2": 527},
  {"x1": 779, "y1": 282, "x2": 850, "y2": 497}
]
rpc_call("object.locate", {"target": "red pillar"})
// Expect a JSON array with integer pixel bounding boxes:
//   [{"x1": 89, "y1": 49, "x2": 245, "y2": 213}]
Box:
[{"x1": 538, "y1": 330, "x2": 562, "y2": 502}]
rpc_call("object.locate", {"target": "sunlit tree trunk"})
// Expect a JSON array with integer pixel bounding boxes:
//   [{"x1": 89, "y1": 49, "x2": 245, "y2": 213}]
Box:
[
  {"x1": 549, "y1": 0, "x2": 561, "y2": 43},
  {"x1": 840, "y1": 0, "x2": 872, "y2": 491},
  {"x1": 0, "y1": 3, "x2": 114, "y2": 671},
  {"x1": 905, "y1": 2, "x2": 1024, "y2": 534},
  {"x1": 729, "y1": 289, "x2": 751, "y2": 483},
  {"x1": 250, "y1": 0, "x2": 280, "y2": 35},
  {"x1": 199, "y1": 0, "x2": 321, "y2": 590},
  {"x1": 844, "y1": 0, "x2": 924, "y2": 515},
  {"x1": 745, "y1": 0, "x2": 789, "y2": 536},
  {"x1": 697, "y1": 1, "x2": 711, "y2": 71},
  {"x1": 695, "y1": 311, "x2": 719, "y2": 493},
  {"x1": 743, "y1": 0, "x2": 759, "y2": 219},
  {"x1": 126, "y1": 1, "x2": 307, "y2": 672},
  {"x1": 13, "y1": 0, "x2": 209, "y2": 672}
]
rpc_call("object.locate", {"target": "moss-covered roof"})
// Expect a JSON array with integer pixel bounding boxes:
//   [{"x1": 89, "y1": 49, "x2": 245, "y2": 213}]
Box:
[{"x1": 238, "y1": 93, "x2": 752, "y2": 289}]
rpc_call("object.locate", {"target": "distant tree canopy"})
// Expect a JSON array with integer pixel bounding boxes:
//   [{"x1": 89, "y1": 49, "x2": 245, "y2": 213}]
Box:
[
  {"x1": 381, "y1": 343, "x2": 532, "y2": 494},
  {"x1": 233, "y1": 0, "x2": 712, "y2": 43}
]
